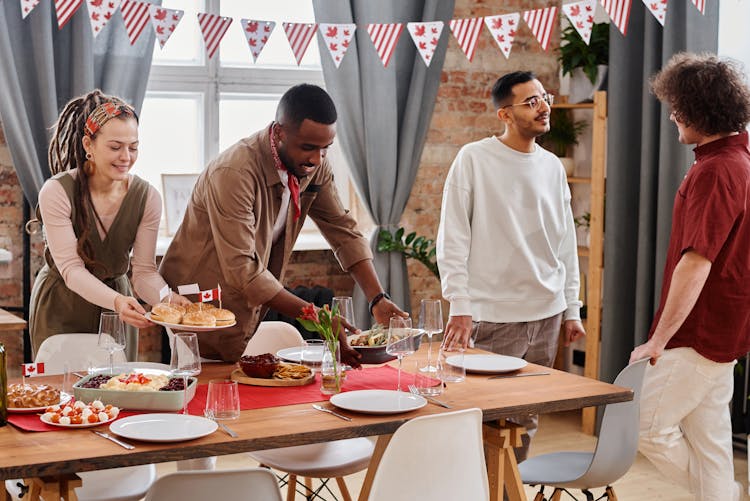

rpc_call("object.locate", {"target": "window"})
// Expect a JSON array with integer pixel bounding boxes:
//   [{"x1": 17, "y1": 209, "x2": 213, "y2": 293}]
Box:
[{"x1": 139, "y1": 0, "x2": 356, "y2": 251}]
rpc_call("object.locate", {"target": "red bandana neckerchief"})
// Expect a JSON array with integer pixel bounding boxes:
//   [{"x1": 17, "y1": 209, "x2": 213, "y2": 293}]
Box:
[{"x1": 269, "y1": 123, "x2": 300, "y2": 220}]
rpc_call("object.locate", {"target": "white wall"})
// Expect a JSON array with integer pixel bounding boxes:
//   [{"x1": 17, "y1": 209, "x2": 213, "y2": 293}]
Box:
[{"x1": 718, "y1": 1, "x2": 750, "y2": 74}]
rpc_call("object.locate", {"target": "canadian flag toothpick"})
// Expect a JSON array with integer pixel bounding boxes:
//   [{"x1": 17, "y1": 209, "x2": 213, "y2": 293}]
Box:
[
  {"x1": 319, "y1": 23, "x2": 356, "y2": 68},
  {"x1": 407, "y1": 21, "x2": 444, "y2": 67},
  {"x1": 177, "y1": 283, "x2": 200, "y2": 295},
  {"x1": 120, "y1": 0, "x2": 151, "y2": 45},
  {"x1": 149, "y1": 5, "x2": 183, "y2": 49},
  {"x1": 484, "y1": 13, "x2": 520, "y2": 60},
  {"x1": 200, "y1": 287, "x2": 221, "y2": 303},
  {"x1": 449, "y1": 17, "x2": 484, "y2": 62},
  {"x1": 22, "y1": 362, "x2": 45, "y2": 377},
  {"x1": 240, "y1": 19, "x2": 275, "y2": 63}
]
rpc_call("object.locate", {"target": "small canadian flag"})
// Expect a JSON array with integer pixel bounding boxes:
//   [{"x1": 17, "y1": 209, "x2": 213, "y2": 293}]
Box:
[
  {"x1": 200, "y1": 288, "x2": 221, "y2": 303},
  {"x1": 22, "y1": 362, "x2": 45, "y2": 377}
]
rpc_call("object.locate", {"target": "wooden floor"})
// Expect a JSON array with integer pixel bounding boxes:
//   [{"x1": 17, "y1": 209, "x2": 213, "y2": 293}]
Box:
[{"x1": 155, "y1": 410, "x2": 749, "y2": 500}]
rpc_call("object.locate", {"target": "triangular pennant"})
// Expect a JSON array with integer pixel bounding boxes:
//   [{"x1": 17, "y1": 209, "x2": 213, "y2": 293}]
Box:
[
  {"x1": 367, "y1": 23, "x2": 404, "y2": 67},
  {"x1": 198, "y1": 13, "x2": 233, "y2": 59},
  {"x1": 522, "y1": 7, "x2": 558, "y2": 51},
  {"x1": 55, "y1": 0, "x2": 83, "y2": 29},
  {"x1": 691, "y1": 0, "x2": 705, "y2": 15},
  {"x1": 318, "y1": 23, "x2": 356, "y2": 68},
  {"x1": 20, "y1": 0, "x2": 40, "y2": 19},
  {"x1": 599, "y1": 0, "x2": 632, "y2": 35},
  {"x1": 282, "y1": 22, "x2": 318, "y2": 65},
  {"x1": 86, "y1": 0, "x2": 120, "y2": 37},
  {"x1": 449, "y1": 17, "x2": 484, "y2": 62},
  {"x1": 149, "y1": 5, "x2": 183, "y2": 49},
  {"x1": 240, "y1": 19, "x2": 275, "y2": 63},
  {"x1": 642, "y1": 0, "x2": 667, "y2": 25},
  {"x1": 407, "y1": 21, "x2": 444, "y2": 67},
  {"x1": 120, "y1": 0, "x2": 151, "y2": 45},
  {"x1": 562, "y1": 0, "x2": 597, "y2": 44},
  {"x1": 483, "y1": 14, "x2": 520, "y2": 59}
]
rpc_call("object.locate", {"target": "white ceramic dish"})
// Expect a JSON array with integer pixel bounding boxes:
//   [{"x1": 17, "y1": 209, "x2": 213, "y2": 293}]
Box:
[
  {"x1": 446, "y1": 354, "x2": 527, "y2": 374},
  {"x1": 109, "y1": 414, "x2": 218, "y2": 442},
  {"x1": 145, "y1": 312, "x2": 236, "y2": 332},
  {"x1": 40, "y1": 411, "x2": 117, "y2": 429},
  {"x1": 330, "y1": 389, "x2": 427, "y2": 415},
  {"x1": 277, "y1": 346, "x2": 324, "y2": 364},
  {"x1": 73, "y1": 374, "x2": 197, "y2": 411},
  {"x1": 88, "y1": 363, "x2": 171, "y2": 376},
  {"x1": 8, "y1": 392, "x2": 72, "y2": 414}
]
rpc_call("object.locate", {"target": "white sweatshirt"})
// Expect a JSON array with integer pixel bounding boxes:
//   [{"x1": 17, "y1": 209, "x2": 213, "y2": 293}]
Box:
[{"x1": 436, "y1": 137, "x2": 582, "y2": 323}]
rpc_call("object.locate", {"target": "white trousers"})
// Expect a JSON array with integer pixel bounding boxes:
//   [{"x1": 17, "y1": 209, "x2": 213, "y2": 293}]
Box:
[{"x1": 639, "y1": 347, "x2": 738, "y2": 501}]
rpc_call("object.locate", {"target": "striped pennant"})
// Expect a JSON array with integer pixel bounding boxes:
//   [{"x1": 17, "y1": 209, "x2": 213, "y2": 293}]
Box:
[
  {"x1": 449, "y1": 17, "x2": 483, "y2": 62},
  {"x1": 120, "y1": 0, "x2": 151, "y2": 45},
  {"x1": 367, "y1": 23, "x2": 404, "y2": 67},
  {"x1": 86, "y1": 0, "x2": 121, "y2": 38},
  {"x1": 20, "y1": 0, "x2": 41, "y2": 19},
  {"x1": 484, "y1": 13, "x2": 520, "y2": 59},
  {"x1": 562, "y1": 0, "x2": 597, "y2": 44},
  {"x1": 599, "y1": 0, "x2": 632, "y2": 35},
  {"x1": 522, "y1": 7, "x2": 558, "y2": 51},
  {"x1": 149, "y1": 5, "x2": 183, "y2": 49},
  {"x1": 282, "y1": 22, "x2": 318, "y2": 66},
  {"x1": 198, "y1": 12, "x2": 233, "y2": 59},
  {"x1": 691, "y1": 0, "x2": 705, "y2": 15},
  {"x1": 55, "y1": 0, "x2": 83, "y2": 29},
  {"x1": 642, "y1": 0, "x2": 667, "y2": 26}
]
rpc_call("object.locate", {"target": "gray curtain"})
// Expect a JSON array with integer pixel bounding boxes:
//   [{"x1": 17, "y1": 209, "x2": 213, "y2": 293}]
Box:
[
  {"x1": 600, "y1": 1, "x2": 719, "y2": 383},
  {"x1": 312, "y1": 0, "x2": 455, "y2": 326},
  {"x1": 0, "y1": 0, "x2": 157, "y2": 207}
]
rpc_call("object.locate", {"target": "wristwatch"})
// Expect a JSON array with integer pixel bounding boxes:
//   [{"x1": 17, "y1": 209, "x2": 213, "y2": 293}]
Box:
[{"x1": 368, "y1": 292, "x2": 391, "y2": 316}]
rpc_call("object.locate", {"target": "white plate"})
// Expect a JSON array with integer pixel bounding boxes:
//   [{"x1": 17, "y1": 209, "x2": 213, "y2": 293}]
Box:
[
  {"x1": 109, "y1": 413, "x2": 218, "y2": 442},
  {"x1": 330, "y1": 390, "x2": 427, "y2": 415},
  {"x1": 88, "y1": 362, "x2": 171, "y2": 376},
  {"x1": 40, "y1": 410, "x2": 117, "y2": 429},
  {"x1": 277, "y1": 346, "x2": 323, "y2": 364},
  {"x1": 8, "y1": 392, "x2": 72, "y2": 414},
  {"x1": 145, "y1": 312, "x2": 236, "y2": 332},
  {"x1": 446, "y1": 354, "x2": 527, "y2": 374}
]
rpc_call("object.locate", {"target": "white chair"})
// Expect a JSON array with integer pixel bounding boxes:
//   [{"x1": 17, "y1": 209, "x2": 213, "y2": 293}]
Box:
[
  {"x1": 367, "y1": 408, "x2": 489, "y2": 501},
  {"x1": 5, "y1": 333, "x2": 156, "y2": 501},
  {"x1": 245, "y1": 322, "x2": 375, "y2": 500},
  {"x1": 519, "y1": 358, "x2": 650, "y2": 501},
  {"x1": 144, "y1": 468, "x2": 282, "y2": 501}
]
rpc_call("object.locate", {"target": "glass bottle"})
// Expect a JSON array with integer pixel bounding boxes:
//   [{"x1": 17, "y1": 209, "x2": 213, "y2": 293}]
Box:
[
  {"x1": 0, "y1": 343, "x2": 7, "y2": 427},
  {"x1": 320, "y1": 340, "x2": 342, "y2": 395}
]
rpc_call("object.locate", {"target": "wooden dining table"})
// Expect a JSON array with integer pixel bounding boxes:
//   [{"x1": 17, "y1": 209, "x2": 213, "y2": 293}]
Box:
[{"x1": 0, "y1": 345, "x2": 631, "y2": 501}]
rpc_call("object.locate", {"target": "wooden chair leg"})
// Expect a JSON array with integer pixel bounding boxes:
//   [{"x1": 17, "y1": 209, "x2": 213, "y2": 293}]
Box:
[
  {"x1": 533, "y1": 492, "x2": 546, "y2": 501},
  {"x1": 550, "y1": 488, "x2": 563, "y2": 501},
  {"x1": 303, "y1": 477, "x2": 313, "y2": 498},
  {"x1": 605, "y1": 486, "x2": 618, "y2": 501},
  {"x1": 286, "y1": 474, "x2": 297, "y2": 501},
  {"x1": 335, "y1": 477, "x2": 353, "y2": 501}
]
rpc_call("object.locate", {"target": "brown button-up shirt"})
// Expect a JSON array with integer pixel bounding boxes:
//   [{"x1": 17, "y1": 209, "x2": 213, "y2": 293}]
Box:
[{"x1": 159, "y1": 125, "x2": 372, "y2": 361}]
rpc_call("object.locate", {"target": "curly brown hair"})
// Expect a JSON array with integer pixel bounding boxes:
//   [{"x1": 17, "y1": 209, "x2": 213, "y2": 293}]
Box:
[{"x1": 650, "y1": 52, "x2": 750, "y2": 135}]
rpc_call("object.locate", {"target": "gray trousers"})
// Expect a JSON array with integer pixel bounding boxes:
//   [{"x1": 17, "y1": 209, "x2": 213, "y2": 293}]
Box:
[{"x1": 472, "y1": 313, "x2": 563, "y2": 462}]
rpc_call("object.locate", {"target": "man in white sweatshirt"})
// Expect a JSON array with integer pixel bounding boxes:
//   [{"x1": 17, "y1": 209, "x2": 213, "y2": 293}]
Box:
[{"x1": 437, "y1": 71, "x2": 585, "y2": 461}]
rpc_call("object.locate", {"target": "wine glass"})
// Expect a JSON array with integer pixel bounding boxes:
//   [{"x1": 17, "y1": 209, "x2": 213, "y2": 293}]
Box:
[
  {"x1": 418, "y1": 299, "x2": 443, "y2": 373},
  {"x1": 386, "y1": 316, "x2": 416, "y2": 392},
  {"x1": 331, "y1": 296, "x2": 355, "y2": 337},
  {"x1": 170, "y1": 332, "x2": 201, "y2": 415},
  {"x1": 98, "y1": 312, "x2": 126, "y2": 375}
]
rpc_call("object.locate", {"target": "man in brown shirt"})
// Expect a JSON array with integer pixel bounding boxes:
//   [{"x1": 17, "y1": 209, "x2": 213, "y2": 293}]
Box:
[{"x1": 160, "y1": 84, "x2": 405, "y2": 362}]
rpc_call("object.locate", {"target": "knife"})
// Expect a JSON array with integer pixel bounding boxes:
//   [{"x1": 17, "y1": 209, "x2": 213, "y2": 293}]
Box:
[
  {"x1": 488, "y1": 372, "x2": 551, "y2": 380},
  {"x1": 92, "y1": 430, "x2": 135, "y2": 450}
]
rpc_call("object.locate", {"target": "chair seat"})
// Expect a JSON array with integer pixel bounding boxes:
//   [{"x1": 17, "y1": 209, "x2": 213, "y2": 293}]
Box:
[
  {"x1": 519, "y1": 451, "x2": 594, "y2": 487},
  {"x1": 76, "y1": 465, "x2": 157, "y2": 501},
  {"x1": 249, "y1": 438, "x2": 374, "y2": 477}
]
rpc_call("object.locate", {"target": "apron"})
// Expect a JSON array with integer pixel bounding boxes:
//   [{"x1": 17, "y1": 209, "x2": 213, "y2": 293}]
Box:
[{"x1": 29, "y1": 173, "x2": 149, "y2": 361}]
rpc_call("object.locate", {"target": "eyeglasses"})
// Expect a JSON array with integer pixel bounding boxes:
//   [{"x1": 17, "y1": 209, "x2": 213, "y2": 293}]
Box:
[{"x1": 502, "y1": 94, "x2": 554, "y2": 111}]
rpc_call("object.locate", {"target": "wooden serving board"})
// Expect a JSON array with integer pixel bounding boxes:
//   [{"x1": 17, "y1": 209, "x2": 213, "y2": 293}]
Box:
[{"x1": 230, "y1": 368, "x2": 315, "y2": 387}]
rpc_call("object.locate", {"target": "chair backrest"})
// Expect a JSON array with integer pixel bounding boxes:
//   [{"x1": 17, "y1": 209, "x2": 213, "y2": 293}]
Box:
[
  {"x1": 35, "y1": 333, "x2": 127, "y2": 374},
  {"x1": 242, "y1": 321, "x2": 304, "y2": 356},
  {"x1": 368, "y1": 408, "x2": 489, "y2": 501},
  {"x1": 144, "y1": 468, "x2": 282, "y2": 501},
  {"x1": 577, "y1": 358, "x2": 650, "y2": 487}
]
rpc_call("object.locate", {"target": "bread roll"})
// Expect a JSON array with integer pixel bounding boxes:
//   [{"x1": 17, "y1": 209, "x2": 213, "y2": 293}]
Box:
[
  {"x1": 182, "y1": 311, "x2": 216, "y2": 327},
  {"x1": 8, "y1": 383, "x2": 61, "y2": 408},
  {"x1": 184, "y1": 302, "x2": 216, "y2": 314},
  {"x1": 211, "y1": 308, "x2": 235, "y2": 326},
  {"x1": 151, "y1": 303, "x2": 182, "y2": 324}
]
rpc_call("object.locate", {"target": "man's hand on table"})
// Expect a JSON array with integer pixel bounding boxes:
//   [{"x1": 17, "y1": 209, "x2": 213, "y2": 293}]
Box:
[{"x1": 442, "y1": 315, "x2": 472, "y2": 351}]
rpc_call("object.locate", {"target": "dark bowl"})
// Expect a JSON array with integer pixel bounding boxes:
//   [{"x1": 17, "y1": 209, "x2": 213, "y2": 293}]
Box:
[
  {"x1": 348, "y1": 329, "x2": 424, "y2": 365},
  {"x1": 239, "y1": 353, "x2": 279, "y2": 379}
]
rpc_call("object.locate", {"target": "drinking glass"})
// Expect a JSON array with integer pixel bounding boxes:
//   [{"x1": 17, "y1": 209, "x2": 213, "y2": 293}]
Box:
[
  {"x1": 418, "y1": 299, "x2": 443, "y2": 373},
  {"x1": 204, "y1": 379, "x2": 240, "y2": 420},
  {"x1": 438, "y1": 347, "x2": 466, "y2": 383},
  {"x1": 331, "y1": 296, "x2": 355, "y2": 337},
  {"x1": 98, "y1": 312, "x2": 126, "y2": 375},
  {"x1": 170, "y1": 332, "x2": 201, "y2": 415},
  {"x1": 300, "y1": 339, "x2": 325, "y2": 372},
  {"x1": 386, "y1": 317, "x2": 416, "y2": 392}
]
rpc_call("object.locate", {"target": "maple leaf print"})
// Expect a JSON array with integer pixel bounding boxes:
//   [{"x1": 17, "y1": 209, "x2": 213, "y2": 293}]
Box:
[
  {"x1": 342, "y1": 39, "x2": 349, "y2": 47},
  {"x1": 264, "y1": 24, "x2": 271, "y2": 32},
  {"x1": 326, "y1": 26, "x2": 338, "y2": 38},
  {"x1": 247, "y1": 21, "x2": 258, "y2": 33},
  {"x1": 426, "y1": 54, "x2": 431, "y2": 59},
  {"x1": 509, "y1": 29, "x2": 516, "y2": 36},
  {"x1": 586, "y1": 5, "x2": 593, "y2": 11},
  {"x1": 344, "y1": 29, "x2": 350, "y2": 36},
  {"x1": 261, "y1": 35, "x2": 268, "y2": 43},
  {"x1": 329, "y1": 42, "x2": 338, "y2": 51},
  {"x1": 168, "y1": 24, "x2": 175, "y2": 32},
  {"x1": 508, "y1": 19, "x2": 515, "y2": 26},
  {"x1": 249, "y1": 38, "x2": 257, "y2": 47},
  {"x1": 497, "y1": 34, "x2": 505, "y2": 42},
  {"x1": 104, "y1": 11, "x2": 111, "y2": 19},
  {"x1": 154, "y1": 9, "x2": 166, "y2": 21},
  {"x1": 156, "y1": 25, "x2": 164, "y2": 34},
  {"x1": 431, "y1": 26, "x2": 438, "y2": 33},
  {"x1": 419, "y1": 41, "x2": 426, "y2": 49},
  {"x1": 650, "y1": 3, "x2": 657, "y2": 9},
  {"x1": 431, "y1": 37, "x2": 438, "y2": 46},
  {"x1": 172, "y1": 13, "x2": 179, "y2": 21},
  {"x1": 570, "y1": 5, "x2": 581, "y2": 16},
  {"x1": 413, "y1": 24, "x2": 426, "y2": 37},
  {"x1": 587, "y1": 15, "x2": 594, "y2": 22},
  {"x1": 492, "y1": 18, "x2": 503, "y2": 30},
  {"x1": 577, "y1": 21, "x2": 583, "y2": 28},
  {"x1": 91, "y1": 12, "x2": 99, "y2": 20},
  {"x1": 90, "y1": 0, "x2": 102, "y2": 7},
  {"x1": 108, "y1": 2, "x2": 114, "y2": 8}
]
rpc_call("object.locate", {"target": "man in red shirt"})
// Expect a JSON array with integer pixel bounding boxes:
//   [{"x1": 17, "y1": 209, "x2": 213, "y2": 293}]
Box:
[{"x1": 630, "y1": 53, "x2": 750, "y2": 500}]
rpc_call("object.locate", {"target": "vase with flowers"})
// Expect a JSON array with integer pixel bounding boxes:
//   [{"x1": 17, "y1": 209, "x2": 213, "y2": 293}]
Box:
[{"x1": 297, "y1": 303, "x2": 343, "y2": 394}]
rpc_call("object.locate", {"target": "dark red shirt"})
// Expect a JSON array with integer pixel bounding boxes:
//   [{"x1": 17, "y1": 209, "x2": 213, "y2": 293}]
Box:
[{"x1": 650, "y1": 131, "x2": 750, "y2": 363}]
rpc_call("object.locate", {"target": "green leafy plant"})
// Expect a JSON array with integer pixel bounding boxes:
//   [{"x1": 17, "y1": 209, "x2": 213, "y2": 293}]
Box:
[
  {"x1": 574, "y1": 212, "x2": 591, "y2": 229},
  {"x1": 377, "y1": 227, "x2": 440, "y2": 280},
  {"x1": 544, "y1": 109, "x2": 588, "y2": 157},
  {"x1": 558, "y1": 22, "x2": 609, "y2": 84}
]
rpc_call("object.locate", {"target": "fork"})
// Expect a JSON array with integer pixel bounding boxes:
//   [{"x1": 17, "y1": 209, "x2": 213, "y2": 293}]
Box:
[
  {"x1": 408, "y1": 385, "x2": 451, "y2": 408},
  {"x1": 312, "y1": 404, "x2": 352, "y2": 421}
]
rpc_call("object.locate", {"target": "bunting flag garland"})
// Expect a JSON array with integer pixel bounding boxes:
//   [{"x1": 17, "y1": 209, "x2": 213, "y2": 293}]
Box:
[
  {"x1": 86, "y1": 0, "x2": 120, "y2": 37},
  {"x1": 484, "y1": 13, "x2": 519, "y2": 60},
  {"x1": 55, "y1": 0, "x2": 83, "y2": 29},
  {"x1": 522, "y1": 7, "x2": 558, "y2": 51},
  {"x1": 120, "y1": 0, "x2": 150, "y2": 45},
  {"x1": 318, "y1": 23, "x2": 356, "y2": 68},
  {"x1": 449, "y1": 17, "x2": 484, "y2": 62},
  {"x1": 643, "y1": 0, "x2": 667, "y2": 25},
  {"x1": 367, "y1": 23, "x2": 404, "y2": 67},
  {"x1": 283, "y1": 22, "x2": 318, "y2": 65},
  {"x1": 562, "y1": 0, "x2": 597, "y2": 44},
  {"x1": 407, "y1": 21, "x2": 443, "y2": 67},
  {"x1": 149, "y1": 5, "x2": 183, "y2": 49},
  {"x1": 691, "y1": 0, "x2": 705, "y2": 15},
  {"x1": 20, "y1": 0, "x2": 40, "y2": 19},
  {"x1": 240, "y1": 19, "x2": 275, "y2": 62},
  {"x1": 198, "y1": 13, "x2": 233, "y2": 59},
  {"x1": 600, "y1": 0, "x2": 632, "y2": 35}
]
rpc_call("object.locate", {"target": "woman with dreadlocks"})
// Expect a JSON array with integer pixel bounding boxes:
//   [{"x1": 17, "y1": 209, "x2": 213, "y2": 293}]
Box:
[{"x1": 29, "y1": 90, "x2": 188, "y2": 358}]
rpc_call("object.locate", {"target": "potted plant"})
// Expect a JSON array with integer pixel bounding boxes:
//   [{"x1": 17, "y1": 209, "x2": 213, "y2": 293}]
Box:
[
  {"x1": 543, "y1": 109, "x2": 588, "y2": 176},
  {"x1": 558, "y1": 22, "x2": 609, "y2": 103},
  {"x1": 574, "y1": 211, "x2": 591, "y2": 247},
  {"x1": 377, "y1": 227, "x2": 439, "y2": 280}
]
